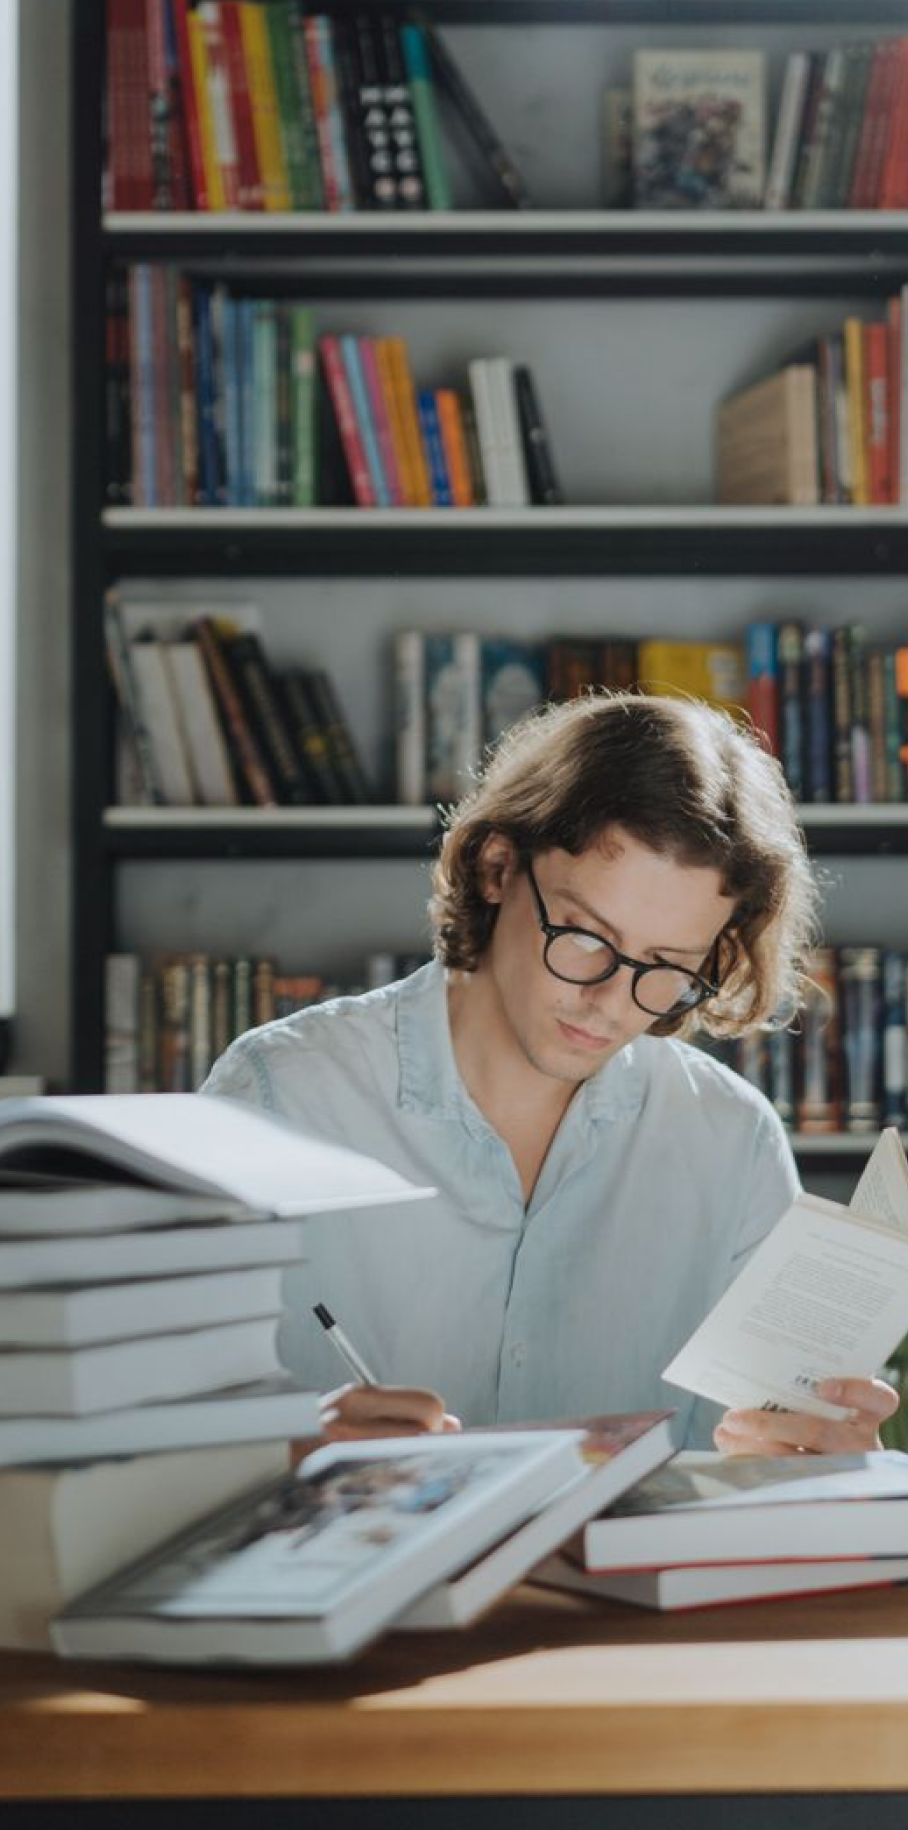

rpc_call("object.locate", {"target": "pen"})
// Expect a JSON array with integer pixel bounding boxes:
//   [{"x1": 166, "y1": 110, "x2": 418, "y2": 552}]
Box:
[{"x1": 313, "y1": 1302, "x2": 378, "y2": 1387}]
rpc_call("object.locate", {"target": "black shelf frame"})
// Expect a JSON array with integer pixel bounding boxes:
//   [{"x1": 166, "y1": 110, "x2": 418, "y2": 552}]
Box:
[{"x1": 72, "y1": 0, "x2": 908, "y2": 1091}]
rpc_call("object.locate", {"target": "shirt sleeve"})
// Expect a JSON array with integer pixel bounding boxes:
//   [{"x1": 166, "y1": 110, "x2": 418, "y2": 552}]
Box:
[
  {"x1": 198, "y1": 1037, "x2": 275, "y2": 1112},
  {"x1": 683, "y1": 1101, "x2": 801, "y2": 1451}
]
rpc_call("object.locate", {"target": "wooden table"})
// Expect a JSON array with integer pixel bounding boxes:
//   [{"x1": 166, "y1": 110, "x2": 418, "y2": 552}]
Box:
[{"x1": 5, "y1": 1582, "x2": 908, "y2": 1827}]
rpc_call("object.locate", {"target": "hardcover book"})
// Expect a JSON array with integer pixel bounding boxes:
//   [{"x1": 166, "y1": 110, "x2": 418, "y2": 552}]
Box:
[{"x1": 633, "y1": 50, "x2": 766, "y2": 211}]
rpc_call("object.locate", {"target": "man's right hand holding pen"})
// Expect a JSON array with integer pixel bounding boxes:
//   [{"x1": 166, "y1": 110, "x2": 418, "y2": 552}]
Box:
[{"x1": 312, "y1": 1303, "x2": 462, "y2": 1441}]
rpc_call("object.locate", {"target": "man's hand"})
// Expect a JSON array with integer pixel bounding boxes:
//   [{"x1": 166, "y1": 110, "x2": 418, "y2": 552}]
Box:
[
  {"x1": 714, "y1": 1376, "x2": 900, "y2": 1457},
  {"x1": 318, "y1": 1382, "x2": 463, "y2": 1442}
]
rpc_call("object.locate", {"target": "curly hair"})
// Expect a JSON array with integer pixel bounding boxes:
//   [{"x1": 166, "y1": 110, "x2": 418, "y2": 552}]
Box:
[{"x1": 429, "y1": 691, "x2": 819, "y2": 1040}]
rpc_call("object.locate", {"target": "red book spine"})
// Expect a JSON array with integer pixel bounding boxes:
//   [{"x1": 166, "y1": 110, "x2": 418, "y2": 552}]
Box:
[
  {"x1": 864, "y1": 320, "x2": 891, "y2": 505},
  {"x1": 194, "y1": 619, "x2": 278, "y2": 808},
  {"x1": 170, "y1": 0, "x2": 209, "y2": 209},
  {"x1": 848, "y1": 44, "x2": 889, "y2": 208},
  {"x1": 319, "y1": 335, "x2": 376, "y2": 507},
  {"x1": 875, "y1": 42, "x2": 908, "y2": 208},
  {"x1": 162, "y1": 0, "x2": 192, "y2": 209},
  {"x1": 220, "y1": 1, "x2": 262, "y2": 209},
  {"x1": 200, "y1": 2, "x2": 240, "y2": 209},
  {"x1": 888, "y1": 295, "x2": 902, "y2": 506},
  {"x1": 108, "y1": 0, "x2": 155, "y2": 208}
]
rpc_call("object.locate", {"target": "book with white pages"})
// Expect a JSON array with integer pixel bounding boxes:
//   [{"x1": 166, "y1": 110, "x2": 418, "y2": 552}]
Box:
[
  {"x1": 663, "y1": 1126, "x2": 908, "y2": 1421},
  {"x1": 52, "y1": 1430, "x2": 587, "y2": 1667},
  {"x1": 0, "y1": 1266, "x2": 286, "y2": 1348},
  {"x1": 532, "y1": 1548, "x2": 908, "y2": 1614},
  {"x1": 0, "y1": 1216, "x2": 307, "y2": 1289},
  {"x1": 0, "y1": 1315, "x2": 283, "y2": 1416},
  {"x1": 0, "y1": 1376, "x2": 322, "y2": 1465},
  {"x1": 0, "y1": 1093, "x2": 435, "y2": 1229},
  {"x1": 396, "y1": 1409, "x2": 677, "y2": 1629}
]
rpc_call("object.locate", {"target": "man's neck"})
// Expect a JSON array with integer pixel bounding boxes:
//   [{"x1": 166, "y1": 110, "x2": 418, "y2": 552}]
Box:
[{"x1": 445, "y1": 966, "x2": 579, "y2": 1164}]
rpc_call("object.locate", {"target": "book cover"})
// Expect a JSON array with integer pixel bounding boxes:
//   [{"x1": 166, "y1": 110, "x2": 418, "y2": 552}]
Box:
[
  {"x1": 514, "y1": 365, "x2": 563, "y2": 507},
  {"x1": 400, "y1": 21, "x2": 452, "y2": 211},
  {"x1": 52, "y1": 1431, "x2": 586, "y2": 1666},
  {"x1": 394, "y1": 628, "x2": 427, "y2": 805},
  {"x1": 840, "y1": 946, "x2": 882, "y2": 1134},
  {"x1": 425, "y1": 632, "x2": 482, "y2": 802},
  {"x1": 633, "y1": 50, "x2": 766, "y2": 211},
  {"x1": 481, "y1": 638, "x2": 546, "y2": 750}
]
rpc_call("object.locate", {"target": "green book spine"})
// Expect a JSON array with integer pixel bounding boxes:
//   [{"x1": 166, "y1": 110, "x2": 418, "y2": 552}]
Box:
[
  {"x1": 399, "y1": 23, "x2": 452, "y2": 211},
  {"x1": 291, "y1": 305, "x2": 316, "y2": 507},
  {"x1": 285, "y1": 3, "x2": 325, "y2": 210},
  {"x1": 265, "y1": 2, "x2": 315, "y2": 210}
]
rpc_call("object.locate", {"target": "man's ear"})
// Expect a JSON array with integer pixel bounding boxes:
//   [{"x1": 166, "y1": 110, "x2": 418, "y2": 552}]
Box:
[{"x1": 477, "y1": 833, "x2": 519, "y2": 906}]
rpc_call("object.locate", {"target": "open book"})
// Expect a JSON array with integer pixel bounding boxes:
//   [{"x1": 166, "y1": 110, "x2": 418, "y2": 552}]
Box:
[
  {"x1": 0, "y1": 1094, "x2": 435, "y2": 1231},
  {"x1": 52, "y1": 1430, "x2": 586, "y2": 1666},
  {"x1": 664, "y1": 1127, "x2": 908, "y2": 1420}
]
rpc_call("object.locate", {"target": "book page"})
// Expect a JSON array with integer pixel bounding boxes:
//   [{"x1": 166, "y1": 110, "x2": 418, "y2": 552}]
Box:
[
  {"x1": 663, "y1": 1192, "x2": 908, "y2": 1419},
  {"x1": 850, "y1": 1127, "x2": 908, "y2": 1240}
]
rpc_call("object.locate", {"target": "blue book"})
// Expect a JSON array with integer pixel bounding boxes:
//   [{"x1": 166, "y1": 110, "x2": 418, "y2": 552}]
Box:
[
  {"x1": 481, "y1": 638, "x2": 545, "y2": 749},
  {"x1": 777, "y1": 622, "x2": 804, "y2": 801},
  {"x1": 746, "y1": 622, "x2": 779, "y2": 759},
  {"x1": 417, "y1": 390, "x2": 453, "y2": 507},
  {"x1": 219, "y1": 294, "x2": 243, "y2": 508},
  {"x1": 803, "y1": 626, "x2": 833, "y2": 802},
  {"x1": 236, "y1": 298, "x2": 257, "y2": 508},
  {"x1": 341, "y1": 335, "x2": 391, "y2": 507}
]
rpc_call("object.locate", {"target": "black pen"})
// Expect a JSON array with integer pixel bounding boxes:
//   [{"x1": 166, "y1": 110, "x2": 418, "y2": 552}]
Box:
[{"x1": 313, "y1": 1302, "x2": 378, "y2": 1387}]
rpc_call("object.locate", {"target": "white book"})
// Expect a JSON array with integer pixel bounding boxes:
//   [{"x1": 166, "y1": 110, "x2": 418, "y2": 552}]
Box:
[
  {"x1": 0, "y1": 1217, "x2": 306, "y2": 1289},
  {"x1": 52, "y1": 1430, "x2": 586, "y2": 1667},
  {"x1": 424, "y1": 632, "x2": 482, "y2": 802},
  {"x1": 0, "y1": 1092, "x2": 435, "y2": 1226},
  {"x1": 127, "y1": 637, "x2": 196, "y2": 806},
  {"x1": 393, "y1": 629, "x2": 426, "y2": 806},
  {"x1": 663, "y1": 1127, "x2": 908, "y2": 1421},
  {"x1": 398, "y1": 1410, "x2": 676, "y2": 1630},
  {"x1": 488, "y1": 357, "x2": 529, "y2": 507},
  {"x1": 578, "y1": 1449, "x2": 908, "y2": 1571},
  {"x1": 0, "y1": 1265, "x2": 286, "y2": 1349},
  {"x1": 764, "y1": 52, "x2": 811, "y2": 212},
  {"x1": 533, "y1": 1548, "x2": 908, "y2": 1614},
  {"x1": 0, "y1": 1441, "x2": 286, "y2": 1651},
  {"x1": 104, "y1": 953, "x2": 140, "y2": 1094},
  {"x1": 163, "y1": 641, "x2": 238, "y2": 807},
  {"x1": 467, "y1": 357, "x2": 506, "y2": 506},
  {"x1": 0, "y1": 1314, "x2": 282, "y2": 1416},
  {"x1": 0, "y1": 1377, "x2": 321, "y2": 1466}
]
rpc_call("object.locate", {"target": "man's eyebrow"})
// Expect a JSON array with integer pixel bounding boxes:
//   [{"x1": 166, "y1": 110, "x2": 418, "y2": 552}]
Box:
[{"x1": 553, "y1": 884, "x2": 712, "y2": 958}]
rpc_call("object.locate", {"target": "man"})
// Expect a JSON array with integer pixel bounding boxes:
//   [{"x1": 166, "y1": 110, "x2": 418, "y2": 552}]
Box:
[{"x1": 202, "y1": 692, "x2": 897, "y2": 1454}]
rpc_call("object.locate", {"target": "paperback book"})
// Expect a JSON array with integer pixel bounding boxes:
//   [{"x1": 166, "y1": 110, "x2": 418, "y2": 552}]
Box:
[{"x1": 633, "y1": 51, "x2": 766, "y2": 211}]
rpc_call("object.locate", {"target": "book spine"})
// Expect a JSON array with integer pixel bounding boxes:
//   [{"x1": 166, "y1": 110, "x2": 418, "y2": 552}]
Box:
[
  {"x1": 766, "y1": 1026, "x2": 795, "y2": 1130},
  {"x1": 831, "y1": 625, "x2": 854, "y2": 804},
  {"x1": 306, "y1": 16, "x2": 355, "y2": 213},
  {"x1": 276, "y1": 672, "x2": 340, "y2": 803},
  {"x1": 883, "y1": 649, "x2": 904, "y2": 802},
  {"x1": 864, "y1": 320, "x2": 891, "y2": 506},
  {"x1": 158, "y1": 955, "x2": 192, "y2": 1091},
  {"x1": 169, "y1": 0, "x2": 208, "y2": 209},
  {"x1": 840, "y1": 946, "x2": 882, "y2": 1134},
  {"x1": 188, "y1": 952, "x2": 213, "y2": 1089},
  {"x1": 417, "y1": 389, "x2": 453, "y2": 507},
  {"x1": 348, "y1": 14, "x2": 398, "y2": 209},
  {"x1": 849, "y1": 623, "x2": 872, "y2": 806},
  {"x1": 882, "y1": 951, "x2": 908, "y2": 1130},
  {"x1": 399, "y1": 22, "x2": 452, "y2": 211},
  {"x1": 896, "y1": 646, "x2": 908, "y2": 799},
  {"x1": 803, "y1": 627, "x2": 833, "y2": 803},
  {"x1": 104, "y1": 591, "x2": 165, "y2": 806},
  {"x1": 274, "y1": 300, "x2": 294, "y2": 506},
  {"x1": 382, "y1": 337, "x2": 432, "y2": 507},
  {"x1": 146, "y1": 0, "x2": 173, "y2": 210},
  {"x1": 285, "y1": 2, "x2": 325, "y2": 210},
  {"x1": 764, "y1": 51, "x2": 811, "y2": 211},
  {"x1": 200, "y1": 1, "x2": 241, "y2": 208},
  {"x1": 867, "y1": 648, "x2": 888, "y2": 803},
  {"x1": 394, "y1": 629, "x2": 427, "y2": 805},
  {"x1": 359, "y1": 337, "x2": 405, "y2": 507},
  {"x1": 420, "y1": 13, "x2": 531, "y2": 209},
  {"x1": 434, "y1": 389, "x2": 474, "y2": 507},
  {"x1": 185, "y1": 3, "x2": 226, "y2": 210},
  {"x1": 105, "y1": 952, "x2": 141, "y2": 1094},
  {"x1": 844, "y1": 317, "x2": 869, "y2": 507},
  {"x1": 319, "y1": 334, "x2": 376, "y2": 507},
  {"x1": 377, "y1": 15, "x2": 426, "y2": 208},
  {"x1": 252, "y1": 298, "x2": 278, "y2": 506},
  {"x1": 290, "y1": 304, "x2": 316, "y2": 509},
  {"x1": 265, "y1": 0, "x2": 312, "y2": 210},
  {"x1": 299, "y1": 667, "x2": 373, "y2": 804},
  {"x1": 514, "y1": 364, "x2": 562, "y2": 507},
  {"x1": 746, "y1": 623, "x2": 780, "y2": 760},
  {"x1": 226, "y1": 632, "x2": 313, "y2": 805},
  {"x1": 341, "y1": 334, "x2": 392, "y2": 506},
  {"x1": 220, "y1": 0, "x2": 263, "y2": 209},
  {"x1": 796, "y1": 946, "x2": 841, "y2": 1134},
  {"x1": 193, "y1": 618, "x2": 278, "y2": 807},
  {"x1": 237, "y1": 0, "x2": 291, "y2": 210}
]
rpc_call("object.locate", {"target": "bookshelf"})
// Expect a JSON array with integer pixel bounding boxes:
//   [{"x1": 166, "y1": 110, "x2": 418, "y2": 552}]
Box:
[{"x1": 73, "y1": 2, "x2": 908, "y2": 1176}]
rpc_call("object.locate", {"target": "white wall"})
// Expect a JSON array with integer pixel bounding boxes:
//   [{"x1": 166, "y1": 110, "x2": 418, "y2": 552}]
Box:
[{"x1": 13, "y1": 0, "x2": 71, "y2": 1081}]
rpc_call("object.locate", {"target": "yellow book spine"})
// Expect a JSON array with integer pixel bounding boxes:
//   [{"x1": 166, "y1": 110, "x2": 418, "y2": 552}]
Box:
[
  {"x1": 375, "y1": 339, "x2": 418, "y2": 506},
  {"x1": 844, "y1": 317, "x2": 868, "y2": 507},
  {"x1": 186, "y1": 10, "x2": 225, "y2": 211},
  {"x1": 237, "y1": 3, "x2": 291, "y2": 212},
  {"x1": 383, "y1": 337, "x2": 432, "y2": 508}
]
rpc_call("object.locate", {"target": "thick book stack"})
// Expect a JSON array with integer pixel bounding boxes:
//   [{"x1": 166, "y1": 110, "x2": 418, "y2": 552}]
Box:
[
  {"x1": 107, "y1": 594, "x2": 371, "y2": 809},
  {"x1": 712, "y1": 943, "x2": 908, "y2": 1140},
  {"x1": 717, "y1": 290, "x2": 908, "y2": 507},
  {"x1": 534, "y1": 1450, "x2": 908, "y2": 1613},
  {"x1": 0, "y1": 1095, "x2": 433, "y2": 1648},
  {"x1": 105, "y1": 949, "x2": 427, "y2": 1094},
  {"x1": 745, "y1": 620, "x2": 908, "y2": 807},
  {"x1": 105, "y1": 3, "x2": 529, "y2": 216},
  {"x1": 107, "y1": 273, "x2": 562, "y2": 513}
]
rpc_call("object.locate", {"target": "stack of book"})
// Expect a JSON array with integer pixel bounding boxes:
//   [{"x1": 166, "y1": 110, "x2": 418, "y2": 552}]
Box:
[
  {"x1": 0, "y1": 1092, "x2": 433, "y2": 1648},
  {"x1": 106, "y1": 594, "x2": 370, "y2": 810},
  {"x1": 107, "y1": 272, "x2": 562, "y2": 513},
  {"x1": 534, "y1": 1450, "x2": 908, "y2": 1612},
  {"x1": 765, "y1": 39, "x2": 908, "y2": 213},
  {"x1": 105, "y1": 5, "x2": 529, "y2": 217}
]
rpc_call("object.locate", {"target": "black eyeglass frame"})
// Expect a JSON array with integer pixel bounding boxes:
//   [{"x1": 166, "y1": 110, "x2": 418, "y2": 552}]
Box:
[{"x1": 523, "y1": 858, "x2": 724, "y2": 1018}]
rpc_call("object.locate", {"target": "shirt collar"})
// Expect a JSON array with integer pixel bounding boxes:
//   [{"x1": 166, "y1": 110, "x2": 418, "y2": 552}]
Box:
[{"x1": 396, "y1": 959, "x2": 645, "y2": 1127}]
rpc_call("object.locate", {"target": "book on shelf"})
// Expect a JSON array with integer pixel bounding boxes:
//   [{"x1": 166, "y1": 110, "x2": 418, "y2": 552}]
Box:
[
  {"x1": 573, "y1": 1448, "x2": 908, "y2": 1573},
  {"x1": 534, "y1": 1544, "x2": 908, "y2": 1613},
  {"x1": 418, "y1": 13, "x2": 531, "y2": 211},
  {"x1": 716, "y1": 365, "x2": 819, "y2": 506},
  {"x1": 0, "y1": 1441, "x2": 287, "y2": 1652},
  {"x1": 632, "y1": 50, "x2": 766, "y2": 211},
  {"x1": 663, "y1": 1126, "x2": 908, "y2": 1420},
  {"x1": 52, "y1": 1429, "x2": 588, "y2": 1667},
  {"x1": 397, "y1": 1410, "x2": 677, "y2": 1631},
  {"x1": 636, "y1": 638, "x2": 746, "y2": 717},
  {"x1": 424, "y1": 631, "x2": 482, "y2": 803}
]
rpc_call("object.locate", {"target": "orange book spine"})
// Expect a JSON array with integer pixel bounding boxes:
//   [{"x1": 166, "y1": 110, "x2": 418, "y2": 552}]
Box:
[
  {"x1": 374, "y1": 339, "x2": 417, "y2": 505},
  {"x1": 435, "y1": 389, "x2": 475, "y2": 507},
  {"x1": 383, "y1": 337, "x2": 432, "y2": 508},
  {"x1": 864, "y1": 321, "x2": 891, "y2": 506}
]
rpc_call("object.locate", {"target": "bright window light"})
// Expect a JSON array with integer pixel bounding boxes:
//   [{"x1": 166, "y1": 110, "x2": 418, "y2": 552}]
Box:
[{"x1": 0, "y1": 1, "x2": 18, "y2": 1025}]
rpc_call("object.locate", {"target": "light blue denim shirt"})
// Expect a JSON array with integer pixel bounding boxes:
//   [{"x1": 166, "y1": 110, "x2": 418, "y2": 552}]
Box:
[{"x1": 201, "y1": 960, "x2": 799, "y2": 1447}]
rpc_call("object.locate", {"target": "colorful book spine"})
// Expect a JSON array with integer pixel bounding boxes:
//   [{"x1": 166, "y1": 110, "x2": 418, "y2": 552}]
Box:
[
  {"x1": 417, "y1": 389, "x2": 453, "y2": 507},
  {"x1": 840, "y1": 947, "x2": 882, "y2": 1134},
  {"x1": 400, "y1": 22, "x2": 452, "y2": 210},
  {"x1": 746, "y1": 623, "x2": 780, "y2": 760},
  {"x1": 319, "y1": 335, "x2": 375, "y2": 507},
  {"x1": 380, "y1": 337, "x2": 432, "y2": 507},
  {"x1": 359, "y1": 338, "x2": 405, "y2": 506},
  {"x1": 304, "y1": 16, "x2": 355, "y2": 213},
  {"x1": 290, "y1": 305, "x2": 316, "y2": 509},
  {"x1": 435, "y1": 390, "x2": 474, "y2": 507},
  {"x1": 340, "y1": 335, "x2": 392, "y2": 507},
  {"x1": 237, "y1": 0, "x2": 291, "y2": 211},
  {"x1": 882, "y1": 951, "x2": 908, "y2": 1130}
]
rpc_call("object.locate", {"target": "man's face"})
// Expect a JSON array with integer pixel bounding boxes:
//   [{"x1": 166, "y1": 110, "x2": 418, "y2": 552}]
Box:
[{"x1": 477, "y1": 827, "x2": 736, "y2": 1087}]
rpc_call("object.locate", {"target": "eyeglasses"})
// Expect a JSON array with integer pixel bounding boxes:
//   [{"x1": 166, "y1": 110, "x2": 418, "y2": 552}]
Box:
[{"x1": 524, "y1": 859, "x2": 723, "y2": 1019}]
